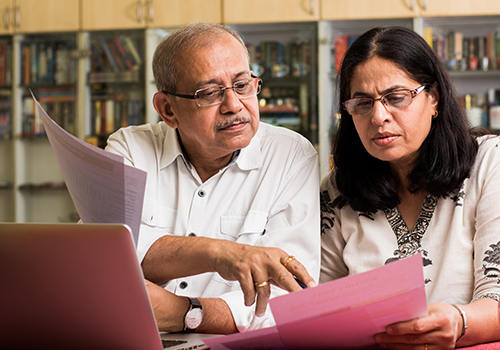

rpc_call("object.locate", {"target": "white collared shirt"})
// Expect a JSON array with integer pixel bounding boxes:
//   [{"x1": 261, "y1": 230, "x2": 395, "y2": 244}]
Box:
[{"x1": 106, "y1": 121, "x2": 320, "y2": 331}]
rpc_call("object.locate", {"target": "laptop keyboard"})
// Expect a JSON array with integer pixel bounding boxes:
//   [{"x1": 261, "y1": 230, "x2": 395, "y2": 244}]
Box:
[{"x1": 161, "y1": 339, "x2": 188, "y2": 348}]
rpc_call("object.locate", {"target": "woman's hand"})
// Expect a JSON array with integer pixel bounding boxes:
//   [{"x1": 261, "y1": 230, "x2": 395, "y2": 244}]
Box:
[{"x1": 374, "y1": 303, "x2": 462, "y2": 350}]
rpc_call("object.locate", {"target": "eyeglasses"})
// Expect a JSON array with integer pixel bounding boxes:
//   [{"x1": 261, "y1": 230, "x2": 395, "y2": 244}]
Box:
[
  {"x1": 163, "y1": 74, "x2": 262, "y2": 107},
  {"x1": 342, "y1": 85, "x2": 428, "y2": 116}
]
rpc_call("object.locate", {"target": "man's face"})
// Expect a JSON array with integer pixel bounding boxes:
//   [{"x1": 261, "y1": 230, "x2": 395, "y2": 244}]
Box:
[{"x1": 164, "y1": 33, "x2": 260, "y2": 163}]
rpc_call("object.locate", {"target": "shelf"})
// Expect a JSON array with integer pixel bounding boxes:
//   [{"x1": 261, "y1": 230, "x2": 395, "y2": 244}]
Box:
[
  {"x1": 88, "y1": 70, "x2": 141, "y2": 84},
  {"x1": 18, "y1": 182, "x2": 67, "y2": 191}
]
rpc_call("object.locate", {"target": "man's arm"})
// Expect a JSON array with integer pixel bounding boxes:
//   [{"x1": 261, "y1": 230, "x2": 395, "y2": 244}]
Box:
[
  {"x1": 145, "y1": 280, "x2": 238, "y2": 334},
  {"x1": 143, "y1": 234, "x2": 316, "y2": 318}
]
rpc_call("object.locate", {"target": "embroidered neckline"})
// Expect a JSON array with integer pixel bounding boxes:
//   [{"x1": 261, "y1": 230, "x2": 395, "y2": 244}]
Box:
[{"x1": 384, "y1": 194, "x2": 437, "y2": 258}]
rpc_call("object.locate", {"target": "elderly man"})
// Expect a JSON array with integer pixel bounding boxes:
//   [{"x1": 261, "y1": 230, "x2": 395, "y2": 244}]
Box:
[{"x1": 105, "y1": 22, "x2": 320, "y2": 334}]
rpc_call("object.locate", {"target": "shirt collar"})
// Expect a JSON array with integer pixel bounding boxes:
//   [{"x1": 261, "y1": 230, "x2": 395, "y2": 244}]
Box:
[{"x1": 159, "y1": 123, "x2": 262, "y2": 171}]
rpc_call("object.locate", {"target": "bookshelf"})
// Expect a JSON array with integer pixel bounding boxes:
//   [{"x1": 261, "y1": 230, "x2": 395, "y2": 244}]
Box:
[
  {"x1": 318, "y1": 13, "x2": 500, "y2": 176},
  {"x1": 86, "y1": 30, "x2": 145, "y2": 148},
  {"x1": 228, "y1": 22, "x2": 319, "y2": 148},
  {"x1": 1, "y1": 1, "x2": 500, "y2": 222}
]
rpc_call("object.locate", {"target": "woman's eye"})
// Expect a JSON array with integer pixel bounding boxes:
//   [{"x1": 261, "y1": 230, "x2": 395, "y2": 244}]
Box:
[{"x1": 386, "y1": 94, "x2": 406, "y2": 104}]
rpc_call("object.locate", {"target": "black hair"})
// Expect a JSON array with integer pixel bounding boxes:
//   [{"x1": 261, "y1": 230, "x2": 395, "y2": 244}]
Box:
[{"x1": 331, "y1": 26, "x2": 478, "y2": 213}]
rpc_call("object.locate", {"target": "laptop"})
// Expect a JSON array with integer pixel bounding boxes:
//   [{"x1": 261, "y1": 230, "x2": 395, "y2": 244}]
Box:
[{"x1": 0, "y1": 223, "x2": 221, "y2": 350}]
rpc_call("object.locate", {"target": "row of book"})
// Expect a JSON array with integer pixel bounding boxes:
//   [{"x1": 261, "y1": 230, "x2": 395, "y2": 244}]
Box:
[
  {"x1": 458, "y1": 89, "x2": 500, "y2": 129},
  {"x1": 0, "y1": 41, "x2": 12, "y2": 87},
  {"x1": 423, "y1": 28, "x2": 500, "y2": 71},
  {"x1": 21, "y1": 41, "x2": 77, "y2": 86},
  {"x1": 247, "y1": 40, "x2": 312, "y2": 78},
  {"x1": 22, "y1": 88, "x2": 76, "y2": 137},
  {"x1": 90, "y1": 94, "x2": 143, "y2": 138},
  {"x1": 0, "y1": 96, "x2": 10, "y2": 138},
  {"x1": 90, "y1": 34, "x2": 142, "y2": 74},
  {"x1": 331, "y1": 29, "x2": 500, "y2": 73}
]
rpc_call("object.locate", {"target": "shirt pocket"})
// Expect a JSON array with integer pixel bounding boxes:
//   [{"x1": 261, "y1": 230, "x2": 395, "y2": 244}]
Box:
[
  {"x1": 141, "y1": 198, "x2": 176, "y2": 229},
  {"x1": 220, "y1": 211, "x2": 268, "y2": 245}
]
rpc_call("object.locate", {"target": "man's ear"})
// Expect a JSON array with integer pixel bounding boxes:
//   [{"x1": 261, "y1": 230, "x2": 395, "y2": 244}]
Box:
[{"x1": 153, "y1": 92, "x2": 178, "y2": 129}]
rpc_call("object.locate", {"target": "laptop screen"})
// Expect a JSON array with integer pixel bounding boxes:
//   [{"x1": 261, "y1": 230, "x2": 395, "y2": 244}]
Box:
[{"x1": 0, "y1": 223, "x2": 163, "y2": 350}]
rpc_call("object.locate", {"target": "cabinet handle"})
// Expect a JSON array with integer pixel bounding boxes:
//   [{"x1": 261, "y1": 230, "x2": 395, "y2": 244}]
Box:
[
  {"x1": 3, "y1": 8, "x2": 9, "y2": 30},
  {"x1": 410, "y1": 0, "x2": 415, "y2": 11},
  {"x1": 309, "y1": 0, "x2": 314, "y2": 16},
  {"x1": 15, "y1": 6, "x2": 20, "y2": 28},
  {"x1": 422, "y1": 0, "x2": 427, "y2": 11},
  {"x1": 149, "y1": 0, "x2": 154, "y2": 24},
  {"x1": 136, "y1": 1, "x2": 143, "y2": 23}
]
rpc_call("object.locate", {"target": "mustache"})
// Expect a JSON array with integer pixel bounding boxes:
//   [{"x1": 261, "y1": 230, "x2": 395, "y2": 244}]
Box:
[{"x1": 216, "y1": 116, "x2": 251, "y2": 130}]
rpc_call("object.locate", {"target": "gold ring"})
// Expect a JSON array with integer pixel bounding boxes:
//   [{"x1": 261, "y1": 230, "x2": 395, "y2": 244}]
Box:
[
  {"x1": 284, "y1": 255, "x2": 295, "y2": 268},
  {"x1": 254, "y1": 281, "x2": 269, "y2": 288}
]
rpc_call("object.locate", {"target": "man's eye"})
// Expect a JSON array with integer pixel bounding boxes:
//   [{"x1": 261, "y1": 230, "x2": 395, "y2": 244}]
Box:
[
  {"x1": 234, "y1": 82, "x2": 250, "y2": 92},
  {"x1": 199, "y1": 88, "x2": 220, "y2": 99}
]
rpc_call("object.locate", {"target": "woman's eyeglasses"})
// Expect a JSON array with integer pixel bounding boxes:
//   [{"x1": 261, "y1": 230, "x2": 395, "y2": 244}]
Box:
[{"x1": 343, "y1": 85, "x2": 428, "y2": 116}]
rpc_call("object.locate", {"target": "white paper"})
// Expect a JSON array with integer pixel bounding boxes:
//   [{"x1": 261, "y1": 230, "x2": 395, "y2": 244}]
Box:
[{"x1": 34, "y1": 93, "x2": 146, "y2": 246}]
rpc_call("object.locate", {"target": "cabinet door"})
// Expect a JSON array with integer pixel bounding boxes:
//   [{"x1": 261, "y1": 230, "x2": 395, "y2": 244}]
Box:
[
  {"x1": 421, "y1": 0, "x2": 500, "y2": 16},
  {"x1": 0, "y1": 0, "x2": 12, "y2": 34},
  {"x1": 147, "y1": 0, "x2": 221, "y2": 27},
  {"x1": 321, "y1": 0, "x2": 417, "y2": 20},
  {"x1": 14, "y1": 0, "x2": 79, "y2": 33},
  {"x1": 82, "y1": 0, "x2": 146, "y2": 31},
  {"x1": 223, "y1": 0, "x2": 319, "y2": 24}
]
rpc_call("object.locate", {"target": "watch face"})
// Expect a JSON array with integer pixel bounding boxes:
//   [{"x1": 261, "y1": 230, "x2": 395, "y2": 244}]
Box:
[{"x1": 185, "y1": 308, "x2": 203, "y2": 329}]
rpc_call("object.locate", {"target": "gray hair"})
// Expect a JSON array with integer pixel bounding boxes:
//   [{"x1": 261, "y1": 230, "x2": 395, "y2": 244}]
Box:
[{"x1": 152, "y1": 22, "x2": 249, "y2": 93}]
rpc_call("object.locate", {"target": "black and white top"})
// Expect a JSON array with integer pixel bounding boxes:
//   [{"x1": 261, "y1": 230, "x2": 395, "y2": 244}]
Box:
[{"x1": 320, "y1": 135, "x2": 500, "y2": 305}]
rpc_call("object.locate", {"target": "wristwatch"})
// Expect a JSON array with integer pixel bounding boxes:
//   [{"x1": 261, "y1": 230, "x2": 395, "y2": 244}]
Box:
[{"x1": 183, "y1": 297, "x2": 203, "y2": 332}]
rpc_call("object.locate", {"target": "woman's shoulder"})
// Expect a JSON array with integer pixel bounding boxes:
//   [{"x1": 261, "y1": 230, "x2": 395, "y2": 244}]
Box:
[{"x1": 476, "y1": 134, "x2": 500, "y2": 159}]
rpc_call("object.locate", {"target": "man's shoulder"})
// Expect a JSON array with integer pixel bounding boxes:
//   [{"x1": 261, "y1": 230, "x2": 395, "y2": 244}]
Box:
[
  {"x1": 113, "y1": 122, "x2": 169, "y2": 138},
  {"x1": 256, "y1": 122, "x2": 316, "y2": 157}
]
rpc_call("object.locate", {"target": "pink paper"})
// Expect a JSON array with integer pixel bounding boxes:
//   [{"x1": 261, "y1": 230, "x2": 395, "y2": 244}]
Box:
[{"x1": 204, "y1": 254, "x2": 427, "y2": 350}]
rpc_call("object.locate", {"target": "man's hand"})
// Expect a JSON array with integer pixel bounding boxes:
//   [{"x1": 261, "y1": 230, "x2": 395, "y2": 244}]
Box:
[{"x1": 211, "y1": 240, "x2": 317, "y2": 317}]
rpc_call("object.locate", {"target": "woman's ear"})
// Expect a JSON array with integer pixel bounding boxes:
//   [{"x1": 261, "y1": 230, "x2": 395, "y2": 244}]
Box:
[
  {"x1": 429, "y1": 85, "x2": 440, "y2": 111},
  {"x1": 153, "y1": 92, "x2": 178, "y2": 129}
]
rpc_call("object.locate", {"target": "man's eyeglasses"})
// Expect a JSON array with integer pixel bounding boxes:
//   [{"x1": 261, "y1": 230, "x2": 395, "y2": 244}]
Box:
[
  {"x1": 163, "y1": 74, "x2": 262, "y2": 107},
  {"x1": 342, "y1": 85, "x2": 428, "y2": 116}
]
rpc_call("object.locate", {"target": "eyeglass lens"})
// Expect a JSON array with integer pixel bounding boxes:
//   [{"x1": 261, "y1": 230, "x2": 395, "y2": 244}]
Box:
[
  {"x1": 345, "y1": 90, "x2": 414, "y2": 116},
  {"x1": 196, "y1": 78, "x2": 261, "y2": 107}
]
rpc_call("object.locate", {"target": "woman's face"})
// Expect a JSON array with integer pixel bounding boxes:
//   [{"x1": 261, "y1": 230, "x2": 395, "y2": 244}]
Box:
[{"x1": 349, "y1": 56, "x2": 439, "y2": 173}]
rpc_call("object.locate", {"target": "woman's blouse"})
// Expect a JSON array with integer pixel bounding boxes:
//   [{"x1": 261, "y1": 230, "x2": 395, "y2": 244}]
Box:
[{"x1": 320, "y1": 135, "x2": 500, "y2": 304}]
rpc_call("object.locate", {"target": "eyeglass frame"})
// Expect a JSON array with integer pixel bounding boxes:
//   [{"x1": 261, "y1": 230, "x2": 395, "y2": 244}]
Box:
[
  {"x1": 342, "y1": 84, "x2": 429, "y2": 116},
  {"x1": 162, "y1": 73, "x2": 263, "y2": 107}
]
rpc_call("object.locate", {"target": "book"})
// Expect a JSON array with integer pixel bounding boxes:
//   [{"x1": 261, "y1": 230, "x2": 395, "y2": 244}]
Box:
[
  {"x1": 113, "y1": 36, "x2": 134, "y2": 71},
  {"x1": 334, "y1": 35, "x2": 348, "y2": 73},
  {"x1": 98, "y1": 35, "x2": 119, "y2": 73},
  {"x1": 120, "y1": 36, "x2": 142, "y2": 68}
]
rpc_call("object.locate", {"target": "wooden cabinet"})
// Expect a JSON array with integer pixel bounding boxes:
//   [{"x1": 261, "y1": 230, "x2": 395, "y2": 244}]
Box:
[
  {"x1": 421, "y1": 0, "x2": 500, "y2": 17},
  {"x1": 82, "y1": 0, "x2": 146, "y2": 31},
  {"x1": 0, "y1": 0, "x2": 79, "y2": 34},
  {"x1": 321, "y1": 0, "x2": 500, "y2": 20},
  {"x1": 82, "y1": 0, "x2": 221, "y2": 31},
  {"x1": 223, "y1": 0, "x2": 319, "y2": 24},
  {"x1": 147, "y1": 0, "x2": 221, "y2": 27},
  {"x1": 321, "y1": 0, "x2": 418, "y2": 20}
]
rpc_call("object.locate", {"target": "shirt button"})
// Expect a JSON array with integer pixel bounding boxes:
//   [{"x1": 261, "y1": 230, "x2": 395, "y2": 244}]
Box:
[
  {"x1": 198, "y1": 189, "x2": 206, "y2": 197},
  {"x1": 179, "y1": 281, "x2": 188, "y2": 289},
  {"x1": 188, "y1": 232, "x2": 196, "y2": 237}
]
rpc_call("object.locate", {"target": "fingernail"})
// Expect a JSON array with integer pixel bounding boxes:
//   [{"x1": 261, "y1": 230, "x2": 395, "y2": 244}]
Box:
[{"x1": 307, "y1": 281, "x2": 317, "y2": 288}]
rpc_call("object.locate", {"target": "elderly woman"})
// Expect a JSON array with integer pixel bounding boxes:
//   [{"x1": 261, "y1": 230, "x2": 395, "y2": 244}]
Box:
[{"x1": 320, "y1": 26, "x2": 500, "y2": 349}]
